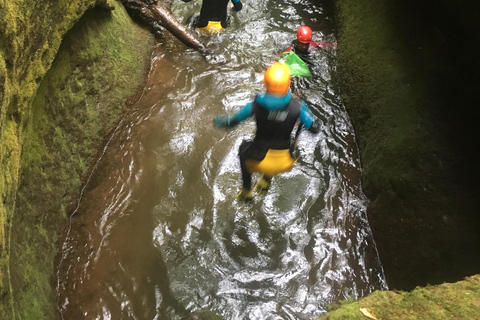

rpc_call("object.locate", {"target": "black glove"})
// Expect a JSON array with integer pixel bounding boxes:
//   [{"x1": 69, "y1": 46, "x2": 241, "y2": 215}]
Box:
[{"x1": 233, "y1": 0, "x2": 243, "y2": 11}]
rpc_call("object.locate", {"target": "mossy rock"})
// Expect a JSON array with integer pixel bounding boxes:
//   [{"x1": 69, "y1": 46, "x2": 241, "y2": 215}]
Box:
[
  {"x1": 0, "y1": 0, "x2": 154, "y2": 318},
  {"x1": 318, "y1": 275, "x2": 480, "y2": 319}
]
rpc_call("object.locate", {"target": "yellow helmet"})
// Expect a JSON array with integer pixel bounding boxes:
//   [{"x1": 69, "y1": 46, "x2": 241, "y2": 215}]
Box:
[{"x1": 264, "y1": 62, "x2": 291, "y2": 96}]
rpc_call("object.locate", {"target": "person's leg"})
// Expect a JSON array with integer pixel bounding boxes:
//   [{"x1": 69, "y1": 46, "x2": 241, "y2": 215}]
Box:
[
  {"x1": 254, "y1": 175, "x2": 271, "y2": 193},
  {"x1": 220, "y1": 17, "x2": 230, "y2": 29},
  {"x1": 237, "y1": 141, "x2": 260, "y2": 201},
  {"x1": 239, "y1": 142, "x2": 253, "y2": 189},
  {"x1": 237, "y1": 141, "x2": 271, "y2": 200},
  {"x1": 196, "y1": 17, "x2": 209, "y2": 28}
]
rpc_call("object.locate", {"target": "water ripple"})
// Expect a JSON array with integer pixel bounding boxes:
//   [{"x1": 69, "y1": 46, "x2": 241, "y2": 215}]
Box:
[{"x1": 56, "y1": 0, "x2": 387, "y2": 319}]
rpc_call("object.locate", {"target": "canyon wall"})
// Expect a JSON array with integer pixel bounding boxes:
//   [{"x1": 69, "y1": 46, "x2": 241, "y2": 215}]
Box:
[{"x1": 0, "y1": 0, "x2": 154, "y2": 318}]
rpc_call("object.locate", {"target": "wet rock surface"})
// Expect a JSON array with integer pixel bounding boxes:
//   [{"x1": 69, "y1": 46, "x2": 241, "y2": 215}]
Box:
[{"x1": 334, "y1": 0, "x2": 480, "y2": 290}]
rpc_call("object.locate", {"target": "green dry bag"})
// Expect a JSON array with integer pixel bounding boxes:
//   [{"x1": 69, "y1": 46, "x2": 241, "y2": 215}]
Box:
[{"x1": 276, "y1": 51, "x2": 312, "y2": 78}]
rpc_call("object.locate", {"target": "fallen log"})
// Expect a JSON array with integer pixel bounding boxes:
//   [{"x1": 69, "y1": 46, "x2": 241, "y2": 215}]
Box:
[{"x1": 121, "y1": 0, "x2": 208, "y2": 53}]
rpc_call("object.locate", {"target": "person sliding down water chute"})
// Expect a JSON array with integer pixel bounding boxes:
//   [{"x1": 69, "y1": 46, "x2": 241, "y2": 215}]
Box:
[
  {"x1": 182, "y1": 0, "x2": 243, "y2": 31},
  {"x1": 213, "y1": 62, "x2": 321, "y2": 202}
]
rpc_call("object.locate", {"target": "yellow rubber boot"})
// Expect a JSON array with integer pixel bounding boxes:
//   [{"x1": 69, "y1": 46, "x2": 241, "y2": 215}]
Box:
[
  {"x1": 254, "y1": 176, "x2": 271, "y2": 193},
  {"x1": 236, "y1": 188, "x2": 253, "y2": 202}
]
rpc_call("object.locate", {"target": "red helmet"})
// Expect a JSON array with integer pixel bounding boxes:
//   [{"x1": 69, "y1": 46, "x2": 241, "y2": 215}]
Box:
[{"x1": 297, "y1": 26, "x2": 312, "y2": 43}]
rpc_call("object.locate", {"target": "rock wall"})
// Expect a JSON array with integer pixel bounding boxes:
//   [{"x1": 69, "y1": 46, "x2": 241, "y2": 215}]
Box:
[
  {"x1": 0, "y1": 0, "x2": 154, "y2": 318},
  {"x1": 1, "y1": 0, "x2": 479, "y2": 317},
  {"x1": 333, "y1": 0, "x2": 480, "y2": 290}
]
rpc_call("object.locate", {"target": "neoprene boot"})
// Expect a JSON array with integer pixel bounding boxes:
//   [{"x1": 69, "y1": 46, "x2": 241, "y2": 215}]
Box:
[
  {"x1": 254, "y1": 175, "x2": 271, "y2": 193},
  {"x1": 236, "y1": 188, "x2": 253, "y2": 202}
]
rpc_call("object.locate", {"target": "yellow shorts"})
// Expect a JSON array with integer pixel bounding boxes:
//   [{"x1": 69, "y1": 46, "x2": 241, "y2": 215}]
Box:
[{"x1": 245, "y1": 149, "x2": 297, "y2": 177}]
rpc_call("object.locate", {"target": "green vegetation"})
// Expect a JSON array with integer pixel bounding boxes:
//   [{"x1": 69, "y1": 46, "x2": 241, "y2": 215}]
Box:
[
  {"x1": 318, "y1": 275, "x2": 480, "y2": 319},
  {"x1": 334, "y1": 0, "x2": 480, "y2": 290},
  {"x1": 323, "y1": 0, "x2": 480, "y2": 317},
  {"x1": 0, "y1": 0, "x2": 479, "y2": 318},
  {"x1": 0, "y1": 0, "x2": 153, "y2": 318}
]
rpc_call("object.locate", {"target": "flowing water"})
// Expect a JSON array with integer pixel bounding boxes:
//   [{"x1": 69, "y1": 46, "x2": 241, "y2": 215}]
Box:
[{"x1": 56, "y1": 0, "x2": 387, "y2": 319}]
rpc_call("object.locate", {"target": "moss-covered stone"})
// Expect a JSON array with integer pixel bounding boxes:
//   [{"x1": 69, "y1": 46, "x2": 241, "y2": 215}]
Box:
[
  {"x1": 318, "y1": 274, "x2": 480, "y2": 319},
  {"x1": 1, "y1": 0, "x2": 479, "y2": 318},
  {"x1": 316, "y1": 0, "x2": 480, "y2": 317},
  {"x1": 333, "y1": 0, "x2": 480, "y2": 291},
  {"x1": 0, "y1": 0, "x2": 154, "y2": 318}
]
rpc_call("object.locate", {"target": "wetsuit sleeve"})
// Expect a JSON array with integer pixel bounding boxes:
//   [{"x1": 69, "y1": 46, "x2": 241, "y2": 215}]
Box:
[
  {"x1": 213, "y1": 102, "x2": 253, "y2": 127},
  {"x1": 231, "y1": 0, "x2": 243, "y2": 11},
  {"x1": 299, "y1": 101, "x2": 320, "y2": 133},
  {"x1": 311, "y1": 41, "x2": 337, "y2": 50}
]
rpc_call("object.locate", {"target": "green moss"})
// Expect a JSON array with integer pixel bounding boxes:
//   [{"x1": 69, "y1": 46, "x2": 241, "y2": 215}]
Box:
[
  {"x1": 1, "y1": 0, "x2": 154, "y2": 318},
  {"x1": 1, "y1": 1, "x2": 99, "y2": 315},
  {"x1": 318, "y1": 275, "x2": 480, "y2": 319},
  {"x1": 334, "y1": 0, "x2": 480, "y2": 291},
  {"x1": 0, "y1": 119, "x2": 20, "y2": 319},
  {"x1": 335, "y1": 0, "x2": 424, "y2": 179}
]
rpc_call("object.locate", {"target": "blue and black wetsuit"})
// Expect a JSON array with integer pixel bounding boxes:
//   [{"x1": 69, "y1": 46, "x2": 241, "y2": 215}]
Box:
[
  {"x1": 214, "y1": 92, "x2": 320, "y2": 189},
  {"x1": 183, "y1": 0, "x2": 243, "y2": 28}
]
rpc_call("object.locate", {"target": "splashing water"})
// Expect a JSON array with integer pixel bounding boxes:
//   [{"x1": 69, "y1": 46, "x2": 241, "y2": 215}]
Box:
[{"x1": 56, "y1": 1, "x2": 387, "y2": 319}]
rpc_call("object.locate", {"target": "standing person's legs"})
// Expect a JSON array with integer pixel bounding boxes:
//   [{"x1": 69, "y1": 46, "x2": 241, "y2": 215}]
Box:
[
  {"x1": 237, "y1": 140, "x2": 269, "y2": 201},
  {"x1": 220, "y1": 17, "x2": 229, "y2": 29}
]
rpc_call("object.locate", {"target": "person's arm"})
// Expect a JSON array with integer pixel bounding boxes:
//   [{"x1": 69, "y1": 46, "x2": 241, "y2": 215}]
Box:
[
  {"x1": 213, "y1": 102, "x2": 252, "y2": 127},
  {"x1": 298, "y1": 101, "x2": 320, "y2": 133},
  {"x1": 310, "y1": 41, "x2": 337, "y2": 50},
  {"x1": 231, "y1": 0, "x2": 243, "y2": 11},
  {"x1": 274, "y1": 39, "x2": 298, "y2": 63}
]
